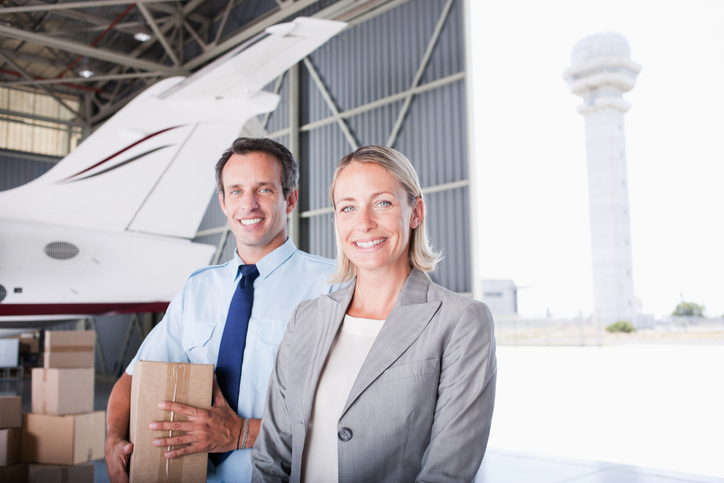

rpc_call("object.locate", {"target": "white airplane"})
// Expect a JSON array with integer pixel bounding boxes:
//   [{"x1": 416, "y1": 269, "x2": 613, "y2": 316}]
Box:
[{"x1": 0, "y1": 17, "x2": 345, "y2": 327}]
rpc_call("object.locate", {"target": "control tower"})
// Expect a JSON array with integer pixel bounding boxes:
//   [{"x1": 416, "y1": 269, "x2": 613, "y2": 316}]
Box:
[{"x1": 563, "y1": 32, "x2": 641, "y2": 325}]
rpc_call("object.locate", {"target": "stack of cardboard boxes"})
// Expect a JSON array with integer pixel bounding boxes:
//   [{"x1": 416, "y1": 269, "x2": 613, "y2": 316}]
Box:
[
  {"x1": 18, "y1": 330, "x2": 104, "y2": 482},
  {"x1": 0, "y1": 395, "x2": 24, "y2": 481}
]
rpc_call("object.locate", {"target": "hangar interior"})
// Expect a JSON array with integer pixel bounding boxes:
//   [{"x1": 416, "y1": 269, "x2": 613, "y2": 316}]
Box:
[
  {"x1": 0, "y1": 0, "x2": 477, "y2": 376},
  {"x1": 0, "y1": 0, "x2": 479, "y2": 479}
]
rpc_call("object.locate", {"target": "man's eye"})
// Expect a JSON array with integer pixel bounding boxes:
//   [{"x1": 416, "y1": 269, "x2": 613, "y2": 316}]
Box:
[
  {"x1": 230, "y1": 189, "x2": 241, "y2": 195},
  {"x1": 260, "y1": 188, "x2": 272, "y2": 193}
]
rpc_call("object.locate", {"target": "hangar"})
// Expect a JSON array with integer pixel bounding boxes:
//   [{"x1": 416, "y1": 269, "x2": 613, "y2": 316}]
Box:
[{"x1": 0, "y1": 0, "x2": 478, "y2": 373}]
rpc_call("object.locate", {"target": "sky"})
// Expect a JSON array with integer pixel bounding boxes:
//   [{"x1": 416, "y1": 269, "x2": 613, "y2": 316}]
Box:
[{"x1": 469, "y1": 0, "x2": 724, "y2": 318}]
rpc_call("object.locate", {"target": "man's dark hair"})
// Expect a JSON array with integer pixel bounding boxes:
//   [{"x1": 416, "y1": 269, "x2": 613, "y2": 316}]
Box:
[{"x1": 215, "y1": 138, "x2": 298, "y2": 199}]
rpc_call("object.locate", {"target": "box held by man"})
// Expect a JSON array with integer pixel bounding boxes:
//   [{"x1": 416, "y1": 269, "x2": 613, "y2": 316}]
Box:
[{"x1": 129, "y1": 361, "x2": 213, "y2": 483}]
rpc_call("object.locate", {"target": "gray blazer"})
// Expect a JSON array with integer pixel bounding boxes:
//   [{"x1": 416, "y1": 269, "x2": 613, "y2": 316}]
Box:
[{"x1": 252, "y1": 269, "x2": 497, "y2": 483}]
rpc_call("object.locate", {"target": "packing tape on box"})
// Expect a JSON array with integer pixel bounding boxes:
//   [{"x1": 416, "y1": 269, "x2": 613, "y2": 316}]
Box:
[
  {"x1": 44, "y1": 345, "x2": 94, "y2": 353},
  {"x1": 157, "y1": 363, "x2": 189, "y2": 482}
]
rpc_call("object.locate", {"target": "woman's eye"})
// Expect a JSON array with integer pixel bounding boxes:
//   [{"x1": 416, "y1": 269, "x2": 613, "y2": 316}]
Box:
[
  {"x1": 377, "y1": 200, "x2": 391, "y2": 208},
  {"x1": 341, "y1": 206, "x2": 355, "y2": 213}
]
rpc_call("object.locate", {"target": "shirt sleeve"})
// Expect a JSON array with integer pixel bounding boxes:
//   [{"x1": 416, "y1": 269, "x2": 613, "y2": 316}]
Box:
[{"x1": 125, "y1": 280, "x2": 190, "y2": 375}]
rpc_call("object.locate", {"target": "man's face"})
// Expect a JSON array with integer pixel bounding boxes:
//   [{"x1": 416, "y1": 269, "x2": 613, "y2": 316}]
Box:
[{"x1": 218, "y1": 152, "x2": 297, "y2": 264}]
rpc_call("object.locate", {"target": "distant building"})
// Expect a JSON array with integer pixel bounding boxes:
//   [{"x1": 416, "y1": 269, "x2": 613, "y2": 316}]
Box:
[
  {"x1": 481, "y1": 280, "x2": 518, "y2": 315},
  {"x1": 563, "y1": 32, "x2": 640, "y2": 325}
]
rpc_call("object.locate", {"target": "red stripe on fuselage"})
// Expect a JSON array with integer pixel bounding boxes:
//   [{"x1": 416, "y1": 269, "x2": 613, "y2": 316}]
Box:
[{"x1": 60, "y1": 125, "x2": 184, "y2": 182}]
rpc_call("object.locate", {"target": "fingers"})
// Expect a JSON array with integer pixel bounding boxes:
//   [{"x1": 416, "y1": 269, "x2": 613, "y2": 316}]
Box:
[
  {"x1": 150, "y1": 420, "x2": 195, "y2": 432},
  {"x1": 153, "y1": 433, "x2": 199, "y2": 448},
  {"x1": 163, "y1": 442, "x2": 205, "y2": 459},
  {"x1": 158, "y1": 400, "x2": 200, "y2": 417},
  {"x1": 105, "y1": 439, "x2": 132, "y2": 483}
]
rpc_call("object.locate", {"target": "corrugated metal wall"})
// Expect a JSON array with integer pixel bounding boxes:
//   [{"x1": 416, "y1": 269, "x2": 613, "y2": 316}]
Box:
[{"x1": 298, "y1": 0, "x2": 471, "y2": 293}]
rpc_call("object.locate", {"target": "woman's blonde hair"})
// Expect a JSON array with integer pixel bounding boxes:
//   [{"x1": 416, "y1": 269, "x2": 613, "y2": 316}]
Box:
[{"x1": 328, "y1": 145, "x2": 442, "y2": 283}]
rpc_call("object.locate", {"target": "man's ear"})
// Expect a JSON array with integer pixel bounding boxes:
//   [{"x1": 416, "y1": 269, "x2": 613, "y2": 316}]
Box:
[{"x1": 286, "y1": 188, "x2": 299, "y2": 215}]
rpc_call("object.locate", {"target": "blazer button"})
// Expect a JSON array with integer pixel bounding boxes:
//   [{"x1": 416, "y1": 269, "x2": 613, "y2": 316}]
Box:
[{"x1": 338, "y1": 427, "x2": 353, "y2": 442}]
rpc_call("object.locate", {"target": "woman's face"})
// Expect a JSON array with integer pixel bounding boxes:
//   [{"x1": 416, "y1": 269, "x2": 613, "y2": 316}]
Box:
[{"x1": 333, "y1": 161, "x2": 422, "y2": 277}]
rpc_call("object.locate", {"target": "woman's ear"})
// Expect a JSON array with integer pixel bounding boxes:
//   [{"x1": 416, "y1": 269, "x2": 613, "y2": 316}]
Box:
[{"x1": 410, "y1": 198, "x2": 423, "y2": 229}]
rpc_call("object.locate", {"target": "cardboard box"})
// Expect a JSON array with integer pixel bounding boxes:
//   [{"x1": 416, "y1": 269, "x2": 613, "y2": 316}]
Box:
[
  {"x1": 0, "y1": 428, "x2": 20, "y2": 466},
  {"x1": 43, "y1": 331, "x2": 95, "y2": 369},
  {"x1": 28, "y1": 463, "x2": 93, "y2": 483},
  {"x1": 0, "y1": 396, "x2": 21, "y2": 428},
  {"x1": 0, "y1": 463, "x2": 28, "y2": 483},
  {"x1": 20, "y1": 412, "x2": 105, "y2": 466},
  {"x1": 0, "y1": 339, "x2": 19, "y2": 367},
  {"x1": 32, "y1": 368, "x2": 94, "y2": 416},
  {"x1": 129, "y1": 361, "x2": 213, "y2": 483}
]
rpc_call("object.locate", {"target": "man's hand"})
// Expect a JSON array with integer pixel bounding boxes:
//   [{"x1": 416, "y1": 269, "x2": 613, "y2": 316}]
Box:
[
  {"x1": 105, "y1": 438, "x2": 133, "y2": 483},
  {"x1": 151, "y1": 378, "x2": 243, "y2": 458},
  {"x1": 106, "y1": 372, "x2": 133, "y2": 483}
]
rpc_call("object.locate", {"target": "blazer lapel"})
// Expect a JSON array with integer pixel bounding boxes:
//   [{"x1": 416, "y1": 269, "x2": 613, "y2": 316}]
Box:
[
  {"x1": 301, "y1": 281, "x2": 355, "y2": 426},
  {"x1": 341, "y1": 270, "x2": 441, "y2": 417}
]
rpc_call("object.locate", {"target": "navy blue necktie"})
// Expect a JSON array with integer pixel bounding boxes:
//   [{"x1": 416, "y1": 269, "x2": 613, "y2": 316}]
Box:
[{"x1": 211, "y1": 264, "x2": 259, "y2": 467}]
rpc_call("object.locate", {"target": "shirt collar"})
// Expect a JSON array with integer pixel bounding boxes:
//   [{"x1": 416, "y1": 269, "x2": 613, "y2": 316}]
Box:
[{"x1": 232, "y1": 238, "x2": 297, "y2": 282}]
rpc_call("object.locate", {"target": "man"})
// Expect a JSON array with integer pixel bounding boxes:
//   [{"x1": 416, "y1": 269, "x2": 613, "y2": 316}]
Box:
[{"x1": 105, "y1": 138, "x2": 339, "y2": 483}]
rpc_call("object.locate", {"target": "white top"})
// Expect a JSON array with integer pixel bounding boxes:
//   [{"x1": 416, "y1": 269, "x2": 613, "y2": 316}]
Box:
[{"x1": 301, "y1": 314, "x2": 385, "y2": 483}]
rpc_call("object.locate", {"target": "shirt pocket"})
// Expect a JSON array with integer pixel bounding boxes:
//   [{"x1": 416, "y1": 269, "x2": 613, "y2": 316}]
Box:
[
  {"x1": 182, "y1": 323, "x2": 216, "y2": 364},
  {"x1": 255, "y1": 318, "x2": 288, "y2": 346}
]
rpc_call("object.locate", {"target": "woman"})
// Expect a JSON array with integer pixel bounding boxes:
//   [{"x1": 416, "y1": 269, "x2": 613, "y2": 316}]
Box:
[{"x1": 252, "y1": 146, "x2": 496, "y2": 483}]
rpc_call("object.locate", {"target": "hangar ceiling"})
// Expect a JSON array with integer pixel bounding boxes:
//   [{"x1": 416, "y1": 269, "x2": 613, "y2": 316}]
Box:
[{"x1": 0, "y1": 0, "x2": 407, "y2": 128}]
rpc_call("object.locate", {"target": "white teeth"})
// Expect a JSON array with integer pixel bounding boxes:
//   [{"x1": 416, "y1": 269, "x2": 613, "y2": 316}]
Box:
[
  {"x1": 241, "y1": 218, "x2": 262, "y2": 225},
  {"x1": 356, "y1": 239, "x2": 384, "y2": 248}
]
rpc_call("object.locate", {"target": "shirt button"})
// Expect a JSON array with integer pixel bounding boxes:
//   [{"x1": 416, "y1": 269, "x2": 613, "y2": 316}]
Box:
[{"x1": 338, "y1": 427, "x2": 353, "y2": 442}]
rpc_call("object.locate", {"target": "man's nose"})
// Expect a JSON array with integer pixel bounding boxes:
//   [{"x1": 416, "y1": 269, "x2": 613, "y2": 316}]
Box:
[{"x1": 240, "y1": 191, "x2": 259, "y2": 211}]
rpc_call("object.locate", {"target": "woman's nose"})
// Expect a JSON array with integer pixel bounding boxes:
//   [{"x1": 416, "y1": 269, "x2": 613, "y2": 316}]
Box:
[{"x1": 357, "y1": 207, "x2": 376, "y2": 231}]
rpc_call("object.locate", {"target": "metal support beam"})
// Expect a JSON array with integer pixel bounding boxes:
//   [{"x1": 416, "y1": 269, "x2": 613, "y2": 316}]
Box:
[
  {"x1": 303, "y1": 57, "x2": 358, "y2": 151},
  {"x1": 212, "y1": 0, "x2": 236, "y2": 46},
  {"x1": 288, "y1": 63, "x2": 301, "y2": 246},
  {"x1": 0, "y1": 108, "x2": 85, "y2": 127},
  {"x1": 182, "y1": 0, "x2": 320, "y2": 70},
  {"x1": 137, "y1": 3, "x2": 181, "y2": 67},
  {"x1": 462, "y1": 0, "x2": 480, "y2": 301},
  {"x1": 386, "y1": 0, "x2": 454, "y2": 148},
  {"x1": 87, "y1": 317, "x2": 109, "y2": 376},
  {"x1": 0, "y1": 0, "x2": 181, "y2": 14},
  {"x1": 211, "y1": 227, "x2": 231, "y2": 264},
  {"x1": 297, "y1": 72, "x2": 464, "y2": 134},
  {"x1": 0, "y1": 51, "x2": 82, "y2": 118},
  {"x1": 113, "y1": 313, "x2": 146, "y2": 378},
  {"x1": 0, "y1": 23, "x2": 184, "y2": 75},
  {"x1": 261, "y1": 73, "x2": 285, "y2": 130},
  {"x1": 0, "y1": 71, "x2": 166, "y2": 87}
]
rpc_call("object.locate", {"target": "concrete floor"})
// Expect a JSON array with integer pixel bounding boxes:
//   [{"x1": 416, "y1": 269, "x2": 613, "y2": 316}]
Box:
[{"x1": 4, "y1": 374, "x2": 723, "y2": 483}]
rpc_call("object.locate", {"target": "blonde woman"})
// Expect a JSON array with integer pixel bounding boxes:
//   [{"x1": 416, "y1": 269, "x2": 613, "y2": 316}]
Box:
[{"x1": 252, "y1": 146, "x2": 496, "y2": 483}]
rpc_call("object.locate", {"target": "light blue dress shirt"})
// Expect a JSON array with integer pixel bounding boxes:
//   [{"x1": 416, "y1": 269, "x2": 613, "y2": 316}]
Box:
[{"x1": 127, "y1": 238, "x2": 339, "y2": 483}]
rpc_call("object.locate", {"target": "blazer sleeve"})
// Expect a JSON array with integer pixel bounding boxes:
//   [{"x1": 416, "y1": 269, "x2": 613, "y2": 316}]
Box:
[
  {"x1": 417, "y1": 301, "x2": 497, "y2": 483},
  {"x1": 251, "y1": 304, "x2": 300, "y2": 482}
]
